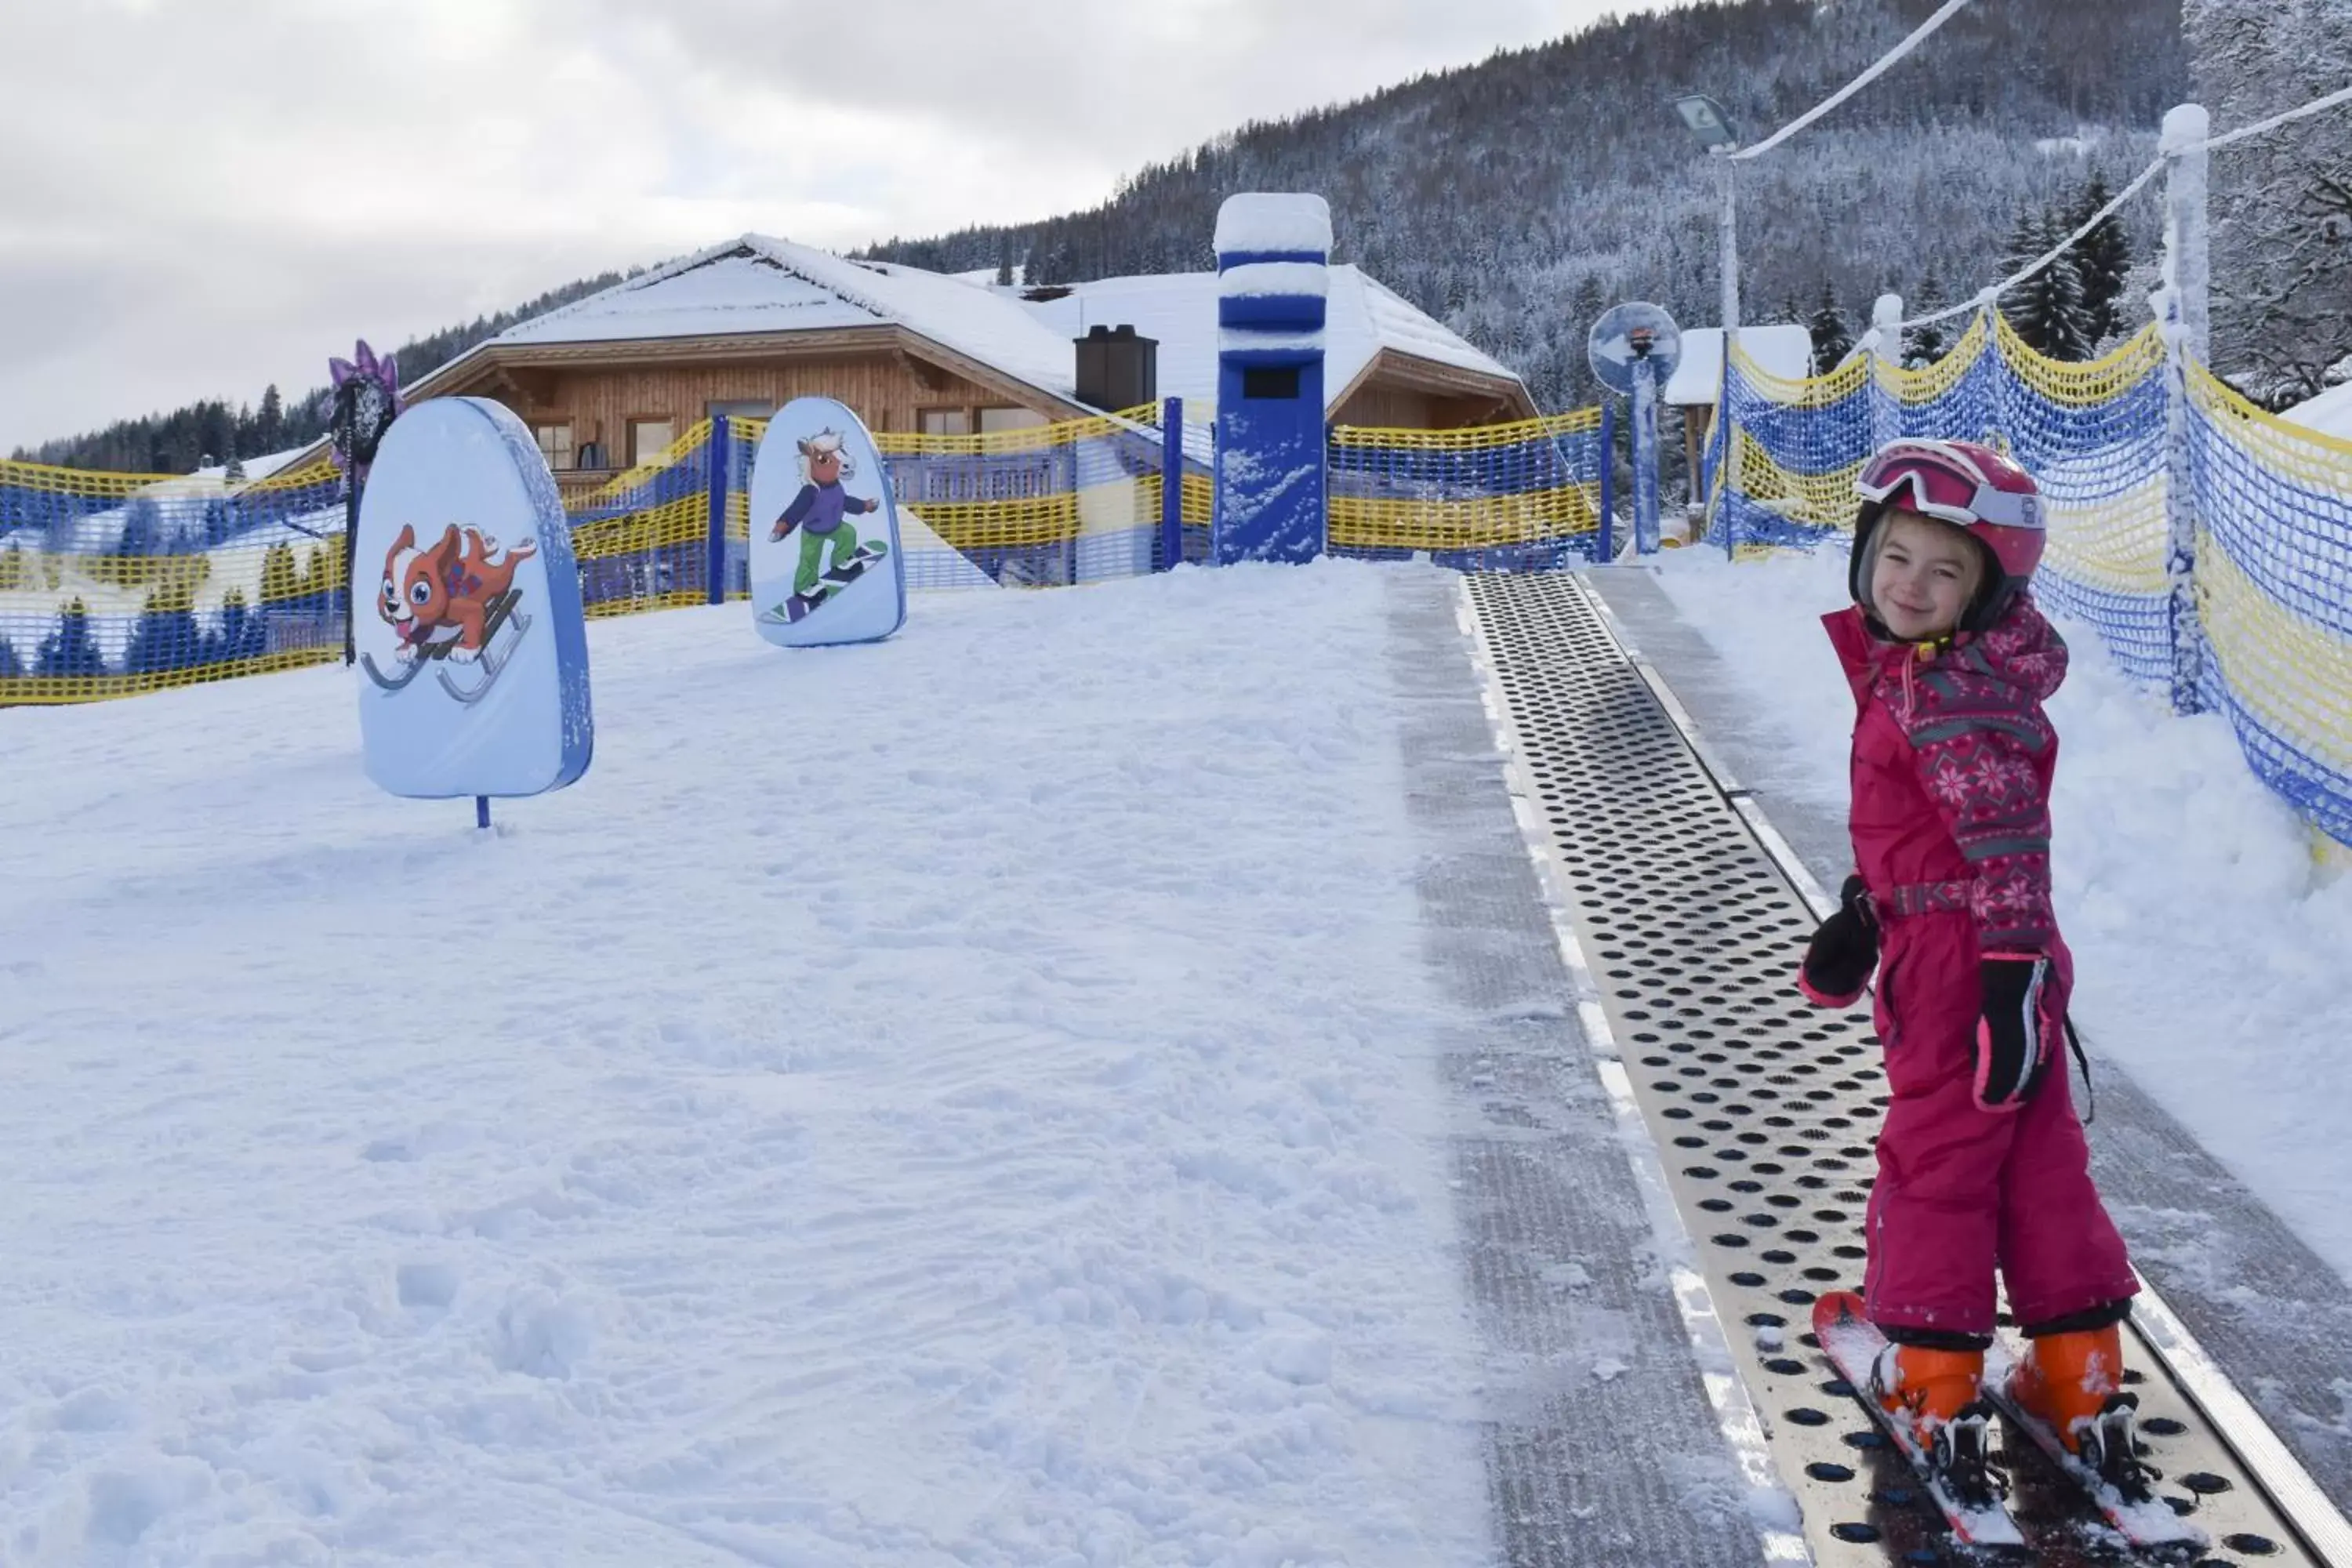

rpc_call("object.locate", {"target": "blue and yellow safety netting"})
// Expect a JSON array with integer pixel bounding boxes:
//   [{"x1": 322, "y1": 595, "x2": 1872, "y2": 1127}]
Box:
[
  {"x1": 568, "y1": 419, "x2": 722, "y2": 618},
  {"x1": 1713, "y1": 309, "x2": 2351, "y2": 847},
  {"x1": 1, "y1": 405, "x2": 1214, "y2": 706},
  {"x1": 871, "y1": 404, "x2": 1195, "y2": 588},
  {"x1": 0, "y1": 455, "x2": 347, "y2": 703},
  {"x1": 1328, "y1": 408, "x2": 1606, "y2": 572},
  {"x1": 2187, "y1": 367, "x2": 2352, "y2": 845}
]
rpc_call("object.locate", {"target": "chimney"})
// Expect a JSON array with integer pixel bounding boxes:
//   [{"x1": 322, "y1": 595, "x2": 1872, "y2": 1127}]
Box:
[{"x1": 1074, "y1": 323, "x2": 1157, "y2": 411}]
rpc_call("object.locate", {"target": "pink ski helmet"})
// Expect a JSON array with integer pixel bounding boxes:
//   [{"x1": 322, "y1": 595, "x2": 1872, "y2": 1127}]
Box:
[{"x1": 1849, "y1": 437, "x2": 2046, "y2": 633}]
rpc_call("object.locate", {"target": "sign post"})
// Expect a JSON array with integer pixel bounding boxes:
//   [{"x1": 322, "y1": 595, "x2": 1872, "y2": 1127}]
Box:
[
  {"x1": 1587, "y1": 303, "x2": 1682, "y2": 557},
  {"x1": 328, "y1": 341, "x2": 403, "y2": 664}
]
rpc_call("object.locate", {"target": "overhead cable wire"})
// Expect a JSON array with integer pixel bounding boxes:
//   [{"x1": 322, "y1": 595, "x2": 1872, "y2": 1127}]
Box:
[
  {"x1": 2191, "y1": 81, "x2": 2352, "y2": 154},
  {"x1": 1730, "y1": 0, "x2": 1973, "y2": 162},
  {"x1": 1895, "y1": 158, "x2": 2166, "y2": 330},
  {"x1": 1887, "y1": 78, "x2": 2352, "y2": 332}
]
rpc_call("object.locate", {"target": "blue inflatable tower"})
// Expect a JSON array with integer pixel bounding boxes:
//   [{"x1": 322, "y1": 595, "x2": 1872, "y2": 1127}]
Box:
[{"x1": 1213, "y1": 194, "x2": 1330, "y2": 564}]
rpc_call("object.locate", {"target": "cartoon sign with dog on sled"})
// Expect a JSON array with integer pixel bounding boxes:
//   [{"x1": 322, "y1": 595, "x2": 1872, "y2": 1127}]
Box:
[
  {"x1": 748, "y1": 397, "x2": 907, "y2": 648},
  {"x1": 352, "y1": 397, "x2": 593, "y2": 800}
]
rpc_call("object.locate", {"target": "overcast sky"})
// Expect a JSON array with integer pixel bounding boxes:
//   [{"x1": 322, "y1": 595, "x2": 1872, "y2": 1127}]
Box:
[{"x1": 0, "y1": 0, "x2": 1707, "y2": 457}]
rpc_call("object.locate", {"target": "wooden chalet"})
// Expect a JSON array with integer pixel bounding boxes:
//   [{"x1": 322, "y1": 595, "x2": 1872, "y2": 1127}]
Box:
[{"x1": 386, "y1": 234, "x2": 1535, "y2": 500}]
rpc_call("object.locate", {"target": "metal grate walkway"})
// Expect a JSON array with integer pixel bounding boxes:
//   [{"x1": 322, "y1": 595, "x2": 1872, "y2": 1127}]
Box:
[{"x1": 1463, "y1": 569, "x2": 2349, "y2": 1567}]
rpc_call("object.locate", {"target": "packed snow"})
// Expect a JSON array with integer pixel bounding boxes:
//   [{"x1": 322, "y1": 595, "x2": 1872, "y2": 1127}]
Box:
[
  {"x1": 2282, "y1": 376, "x2": 2352, "y2": 444},
  {"x1": 1212, "y1": 197, "x2": 1334, "y2": 259},
  {"x1": 1649, "y1": 546, "x2": 2352, "y2": 1284},
  {"x1": 1218, "y1": 263, "x2": 1329, "y2": 301},
  {"x1": 0, "y1": 562, "x2": 1500, "y2": 1566}
]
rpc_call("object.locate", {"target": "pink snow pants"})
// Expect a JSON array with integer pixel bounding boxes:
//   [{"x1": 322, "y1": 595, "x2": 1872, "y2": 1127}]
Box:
[{"x1": 1861, "y1": 910, "x2": 2137, "y2": 1340}]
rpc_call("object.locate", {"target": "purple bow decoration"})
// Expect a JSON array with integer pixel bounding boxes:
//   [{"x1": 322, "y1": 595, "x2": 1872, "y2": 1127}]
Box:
[{"x1": 328, "y1": 338, "x2": 405, "y2": 477}]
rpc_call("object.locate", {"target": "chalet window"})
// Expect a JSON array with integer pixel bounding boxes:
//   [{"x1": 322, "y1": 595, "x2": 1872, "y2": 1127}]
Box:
[
  {"x1": 975, "y1": 406, "x2": 1047, "y2": 434},
  {"x1": 628, "y1": 418, "x2": 676, "y2": 466},
  {"x1": 533, "y1": 423, "x2": 574, "y2": 470},
  {"x1": 917, "y1": 408, "x2": 971, "y2": 437},
  {"x1": 706, "y1": 399, "x2": 773, "y2": 423}
]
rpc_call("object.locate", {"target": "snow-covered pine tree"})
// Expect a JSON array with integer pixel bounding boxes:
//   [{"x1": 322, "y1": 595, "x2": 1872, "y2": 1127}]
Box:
[
  {"x1": 123, "y1": 579, "x2": 201, "y2": 675},
  {"x1": 2187, "y1": 0, "x2": 2352, "y2": 405},
  {"x1": 208, "y1": 590, "x2": 265, "y2": 664},
  {"x1": 2001, "y1": 209, "x2": 2092, "y2": 361},
  {"x1": 2065, "y1": 174, "x2": 2133, "y2": 348},
  {"x1": 1568, "y1": 275, "x2": 1610, "y2": 403},
  {"x1": 37, "y1": 599, "x2": 106, "y2": 679},
  {"x1": 260, "y1": 543, "x2": 301, "y2": 612},
  {"x1": 1903, "y1": 268, "x2": 1951, "y2": 368},
  {"x1": 1809, "y1": 281, "x2": 1853, "y2": 374}
]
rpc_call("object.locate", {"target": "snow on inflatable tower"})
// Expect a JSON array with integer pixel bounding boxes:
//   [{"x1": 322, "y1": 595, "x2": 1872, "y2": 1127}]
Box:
[{"x1": 1213, "y1": 194, "x2": 1330, "y2": 564}]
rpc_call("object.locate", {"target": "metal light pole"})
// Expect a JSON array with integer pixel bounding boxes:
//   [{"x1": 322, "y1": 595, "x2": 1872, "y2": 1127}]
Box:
[{"x1": 1673, "y1": 94, "x2": 1742, "y2": 551}]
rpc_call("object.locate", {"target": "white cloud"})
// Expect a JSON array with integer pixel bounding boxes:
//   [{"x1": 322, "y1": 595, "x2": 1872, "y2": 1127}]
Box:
[{"x1": 0, "y1": 0, "x2": 1689, "y2": 455}]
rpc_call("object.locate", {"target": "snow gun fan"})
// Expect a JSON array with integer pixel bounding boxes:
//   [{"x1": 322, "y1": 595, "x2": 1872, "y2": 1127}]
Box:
[
  {"x1": 351, "y1": 397, "x2": 593, "y2": 817},
  {"x1": 749, "y1": 397, "x2": 907, "y2": 648}
]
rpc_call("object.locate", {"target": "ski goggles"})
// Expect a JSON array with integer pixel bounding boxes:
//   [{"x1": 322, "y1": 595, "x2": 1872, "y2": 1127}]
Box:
[{"x1": 1854, "y1": 443, "x2": 2042, "y2": 531}]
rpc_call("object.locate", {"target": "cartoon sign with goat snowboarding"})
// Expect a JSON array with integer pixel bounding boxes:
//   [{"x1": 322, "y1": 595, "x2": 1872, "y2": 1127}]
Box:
[
  {"x1": 749, "y1": 397, "x2": 906, "y2": 648},
  {"x1": 352, "y1": 397, "x2": 592, "y2": 800}
]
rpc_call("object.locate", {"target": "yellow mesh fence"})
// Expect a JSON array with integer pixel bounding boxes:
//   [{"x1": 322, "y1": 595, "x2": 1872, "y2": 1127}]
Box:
[
  {"x1": 1327, "y1": 408, "x2": 1605, "y2": 564},
  {"x1": 1716, "y1": 298, "x2": 2351, "y2": 844},
  {"x1": 2, "y1": 452, "x2": 350, "y2": 706}
]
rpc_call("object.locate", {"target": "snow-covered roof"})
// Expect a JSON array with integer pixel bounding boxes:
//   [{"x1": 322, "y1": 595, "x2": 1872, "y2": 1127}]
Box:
[
  {"x1": 499, "y1": 249, "x2": 880, "y2": 344},
  {"x1": 1664, "y1": 325, "x2": 1817, "y2": 405},
  {"x1": 1022, "y1": 267, "x2": 1519, "y2": 412},
  {"x1": 472, "y1": 235, "x2": 1082, "y2": 401},
  {"x1": 2282, "y1": 379, "x2": 2352, "y2": 444},
  {"x1": 432, "y1": 235, "x2": 1519, "y2": 418},
  {"x1": 188, "y1": 445, "x2": 322, "y2": 485}
]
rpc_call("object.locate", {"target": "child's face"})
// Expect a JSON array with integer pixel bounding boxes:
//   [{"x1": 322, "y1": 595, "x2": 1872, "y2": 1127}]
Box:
[{"x1": 1869, "y1": 509, "x2": 1983, "y2": 641}]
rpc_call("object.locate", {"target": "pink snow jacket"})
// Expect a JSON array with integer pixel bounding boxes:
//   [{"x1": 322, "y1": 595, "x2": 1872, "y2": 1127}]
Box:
[{"x1": 1824, "y1": 593, "x2": 2066, "y2": 953}]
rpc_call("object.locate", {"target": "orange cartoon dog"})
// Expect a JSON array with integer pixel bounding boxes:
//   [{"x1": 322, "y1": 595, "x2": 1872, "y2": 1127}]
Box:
[{"x1": 378, "y1": 523, "x2": 535, "y2": 663}]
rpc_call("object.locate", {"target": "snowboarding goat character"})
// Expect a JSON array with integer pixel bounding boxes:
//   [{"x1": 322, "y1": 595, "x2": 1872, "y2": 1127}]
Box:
[{"x1": 769, "y1": 429, "x2": 882, "y2": 598}]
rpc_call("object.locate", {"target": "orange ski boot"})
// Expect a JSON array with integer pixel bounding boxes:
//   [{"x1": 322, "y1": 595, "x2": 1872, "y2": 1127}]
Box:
[
  {"x1": 1871, "y1": 1342, "x2": 1985, "y2": 1446},
  {"x1": 2009, "y1": 1324, "x2": 2149, "y2": 1495},
  {"x1": 1870, "y1": 1342, "x2": 2003, "y2": 1504}
]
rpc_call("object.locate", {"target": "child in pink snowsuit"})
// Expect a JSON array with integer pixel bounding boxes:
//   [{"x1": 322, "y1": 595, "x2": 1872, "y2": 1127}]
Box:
[{"x1": 1798, "y1": 439, "x2": 2139, "y2": 1463}]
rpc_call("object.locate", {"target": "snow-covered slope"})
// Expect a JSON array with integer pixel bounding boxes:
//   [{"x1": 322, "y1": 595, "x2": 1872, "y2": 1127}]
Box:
[{"x1": 0, "y1": 564, "x2": 1493, "y2": 1566}]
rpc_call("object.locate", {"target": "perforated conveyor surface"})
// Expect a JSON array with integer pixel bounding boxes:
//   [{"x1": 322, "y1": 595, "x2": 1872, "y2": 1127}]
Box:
[{"x1": 1464, "y1": 570, "x2": 2340, "y2": 1568}]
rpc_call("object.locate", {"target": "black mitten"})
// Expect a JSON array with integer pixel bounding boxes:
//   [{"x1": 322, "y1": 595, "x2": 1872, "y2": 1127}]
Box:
[
  {"x1": 1798, "y1": 873, "x2": 1878, "y2": 1008},
  {"x1": 1975, "y1": 954, "x2": 2058, "y2": 1111}
]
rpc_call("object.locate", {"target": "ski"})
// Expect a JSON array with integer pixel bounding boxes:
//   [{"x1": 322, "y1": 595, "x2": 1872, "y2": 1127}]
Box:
[
  {"x1": 1980, "y1": 1342, "x2": 2206, "y2": 1552},
  {"x1": 1812, "y1": 1292, "x2": 2027, "y2": 1552},
  {"x1": 359, "y1": 648, "x2": 434, "y2": 692},
  {"x1": 363, "y1": 590, "x2": 528, "y2": 699},
  {"x1": 435, "y1": 591, "x2": 529, "y2": 706}
]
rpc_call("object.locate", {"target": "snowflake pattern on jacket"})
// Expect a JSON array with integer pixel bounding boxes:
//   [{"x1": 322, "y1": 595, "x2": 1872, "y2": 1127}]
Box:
[{"x1": 1829, "y1": 593, "x2": 2067, "y2": 952}]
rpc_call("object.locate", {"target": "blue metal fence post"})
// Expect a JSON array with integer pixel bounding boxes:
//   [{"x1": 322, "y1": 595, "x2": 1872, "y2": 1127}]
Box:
[
  {"x1": 1597, "y1": 401, "x2": 1617, "y2": 564},
  {"x1": 1160, "y1": 397, "x2": 1185, "y2": 570},
  {"x1": 706, "y1": 416, "x2": 731, "y2": 606}
]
